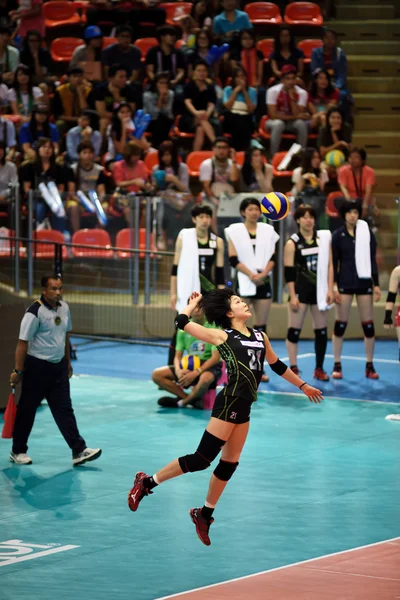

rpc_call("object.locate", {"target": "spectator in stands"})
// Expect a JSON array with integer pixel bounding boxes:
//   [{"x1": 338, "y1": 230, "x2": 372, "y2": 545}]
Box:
[
  {"x1": 53, "y1": 67, "x2": 91, "y2": 136},
  {"x1": 19, "y1": 102, "x2": 59, "y2": 158},
  {"x1": 0, "y1": 113, "x2": 17, "y2": 160},
  {"x1": 151, "y1": 140, "x2": 191, "y2": 250},
  {"x1": 231, "y1": 29, "x2": 263, "y2": 90},
  {"x1": 181, "y1": 60, "x2": 219, "y2": 151},
  {"x1": 0, "y1": 141, "x2": 17, "y2": 210},
  {"x1": 240, "y1": 143, "x2": 273, "y2": 193},
  {"x1": 212, "y1": 0, "x2": 252, "y2": 42},
  {"x1": 112, "y1": 141, "x2": 150, "y2": 224},
  {"x1": 66, "y1": 109, "x2": 102, "y2": 163},
  {"x1": 338, "y1": 147, "x2": 378, "y2": 221},
  {"x1": 199, "y1": 136, "x2": 239, "y2": 214},
  {"x1": 143, "y1": 72, "x2": 174, "y2": 147},
  {"x1": 311, "y1": 28, "x2": 351, "y2": 122},
  {"x1": 20, "y1": 137, "x2": 75, "y2": 231},
  {"x1": 187, "y1": 29, "x2": 213, "y2": 78},
  {"x1": 20, "y1": 30, "x2": 51, "y2": 85},
  {"x1": 8, "y1": 64, "x2": 43, "y2": 124},
  {"x1": 266, "y1": 64, "x2": 309, "y2": 157},
  {"x1": 86, "y1": 0, "x2": 165, "y2": 32},
  {"x1": 1, "y1": 1, "x2": 17, "y2": 23},
  {"x1": 269, "y1": 26, "x2": 304, "y2": 85},
  {"x1": 190, "y1": 0, "x2": 213, "y2": 32},
  {"x1": 0, "y1": 79, "x2": 8, "y2": 110},
  {"x1": 0, "y1": 21, "x2": 19, "y2": 86},
  {"x1": 291, "y1": 147, "x2": 328, "y2": 197},
  {"x1": 9, "y1": 0, "x2": 45, "y2": 40},
  {"x1": 308, "y1": 69, "x2": 339, "y2": 131},
  {"x1": 101, "y1": 25, "x2": 141, "y2": 83},
  {"x1": 94, "y1": 64, "x2": 140, "y2": 135},
  {"x1": 106, "y1": 101, "x2": 136, "y2": 162},
  {"x1": 222, "y1": 66, "x2": 257, "y2": 151},
  {"x1": 317, "y1": 106, "x2": 352, "y2": 161},
  {"x1": 146, "y1": 26, "x2": 186, "y2": 91},
  {"x1": 69, "y1": 25, "x2": 103, "y2": 82}
]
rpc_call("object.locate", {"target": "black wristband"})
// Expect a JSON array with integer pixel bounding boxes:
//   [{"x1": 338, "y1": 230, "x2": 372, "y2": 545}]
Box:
[
  {"x1": 384, "y1": 310, "x2": 393, "y2": 325},
  {"x1": 284, "y1": 266, "x2": 296, "y2": 283},
  {"x1": 299, "y1": 382, "x2": 307, "y2": 390},
  {"x1": 175, "y1": 314, "x2": 190, "y2": 330},
  {"x1": 215, "y1": 266, "x2": 225, "y2": 286},
  {"x1": 229, "y1": 256, "x2": 239, "y2": 268},
  {"x1": 13, "y1": 369, "x2": 23, "y2": 376},
  {"x1": 386, "y1": 291, "x2": 397, "y2": 303}
]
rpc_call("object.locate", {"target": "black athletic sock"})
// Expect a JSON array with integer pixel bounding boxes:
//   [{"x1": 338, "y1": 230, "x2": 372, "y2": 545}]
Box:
[
  {"x1": 366, "y1": 361, "x2": 373, "y2": 370},
  {"x1": 334, "y1": 361, "x2": 342, "y2": 371},
  {"x1": 201, "y1": 505, "x2": 214, "y2": 522},
  {"x1": 314, "y1": 328, "x2": 328, "y2": 370},
  {"x1": 290, "y1": 364, "x2": 297, "y2": 370},
  {"x1": 143, "y1": 476, "x2": 158, "y2": 491}
]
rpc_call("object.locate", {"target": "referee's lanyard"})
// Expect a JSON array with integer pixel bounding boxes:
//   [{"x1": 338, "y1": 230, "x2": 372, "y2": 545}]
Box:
[{"x1": 351, "y1": 167, "x2": 364, "y2": 199}]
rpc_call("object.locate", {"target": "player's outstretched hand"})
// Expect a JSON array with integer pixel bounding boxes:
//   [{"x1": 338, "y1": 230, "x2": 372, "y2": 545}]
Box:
[
  {"x1": 302, "y1": 384, "x2": 323, "y2": 404},
  {"x1": 188, "y1": 291, "x2": 203, "y2": 308}
]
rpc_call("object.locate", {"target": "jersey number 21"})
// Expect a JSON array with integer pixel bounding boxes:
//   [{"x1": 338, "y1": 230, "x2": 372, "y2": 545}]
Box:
[{"x1": 248, "y1": 349, "x2": 262, "y2": 371}]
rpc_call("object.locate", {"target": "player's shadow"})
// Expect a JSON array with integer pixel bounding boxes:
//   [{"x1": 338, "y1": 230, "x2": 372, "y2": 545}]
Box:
[{"x1": 1, "y1": 465, "x2": 101, "y2": 520}]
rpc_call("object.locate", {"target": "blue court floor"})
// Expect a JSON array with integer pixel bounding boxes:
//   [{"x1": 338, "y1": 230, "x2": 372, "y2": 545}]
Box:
[{"x1": 0, "y1": 340, "x2": 399, "y2": 600}]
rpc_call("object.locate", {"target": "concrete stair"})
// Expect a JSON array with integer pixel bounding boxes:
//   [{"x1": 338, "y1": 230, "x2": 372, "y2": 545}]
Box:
[
  {"x1": 348, "y1": 77, "x2": 400, "y2": 94},
  {"x1": 333, "y1": 20, "x2": 400, "y2": 39},
  {"x1": 336, "y1": 4, "x2": 396, "y2": 19},
  {"x1": 341, "y1": 41, "x2": 400, "y2": 55},
  {"x1": 347, "y1": 56, "x2": 400, "y2": 77}
]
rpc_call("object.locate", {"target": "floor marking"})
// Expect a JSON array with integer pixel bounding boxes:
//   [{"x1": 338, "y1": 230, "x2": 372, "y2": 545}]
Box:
[
  {"x1": 257, "y1": 390, "x2": 397, "y2": 405},
  {"x1": 155, "y1": 537, "x2": 400, "y2": 599},
  {"x1": 0, "y1": 541, "x2": 79, "y2": 567},
  {"x1": 325, "y1": 354, "x2": 398, "y2": 365}
]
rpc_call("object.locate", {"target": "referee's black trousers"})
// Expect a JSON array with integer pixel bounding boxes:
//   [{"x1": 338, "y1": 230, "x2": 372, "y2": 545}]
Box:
[{"x1": 12, "y1": 355, "x2": 86, "y2": 456}]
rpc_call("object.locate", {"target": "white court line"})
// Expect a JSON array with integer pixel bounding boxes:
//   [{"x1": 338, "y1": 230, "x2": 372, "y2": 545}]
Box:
[
  {"x1": 257, "y1": 390, "x2": 397, "y2": 405},
  {"x1": 155, "y1": 536, "x2": 400, "y2": 599},
  {"x1": 266, "y1": 354, "x2": 398, "y2": 365}
]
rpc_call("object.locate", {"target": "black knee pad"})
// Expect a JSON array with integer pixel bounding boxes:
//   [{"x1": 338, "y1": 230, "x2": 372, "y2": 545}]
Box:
[
  {"x1": 178, "y1": 430, "x2": 225, "y2": 474},
  {"x1": 314, "y1": 328, "x2": 327, "y2": 340},
  {"x1": 213, "y1": 459, "x2": 239, "y2": 481},
  {"x1": 287, "y1": 327, "x2": 301, "y2": 344},
  {"x1": 334, "y1": 321, "x2": 347, "y2": 337},
  {"x1": 362, "y1": 320, "x2": 375, "y2": 338}
]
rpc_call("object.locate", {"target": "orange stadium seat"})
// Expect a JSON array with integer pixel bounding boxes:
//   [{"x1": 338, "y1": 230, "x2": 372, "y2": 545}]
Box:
[
  {"x1": 325, "y1": 191, "x2": 342, "y2": 218},
  {"x1": 245, "y1": 3, "x2": 282, "y2": 25},
  {"x1": 102, "y1": 37, "x2": 117, "y2": 50},
  {"x1": 116, "y1": 228, "x2": 157, "y2": 259},
  {"x1": 50, "y1": 37, "x2": 83, "y2": 63},
  {"x1": 71, "y1": 229, "x2": 114, "y2": 258},
  {"x1": 297, "y1": 38, "x2": 323, "y2": 62},
  {"x1": 135, "y1": 38, "x2": 158, "y2": 62},
  {"x1": 33, "y1": 230, "x2": 68, "y2": 259},
  {"x1": 160, "y1": 3, "x2": 192, "y2": 26},
  {"x1": 144, "y1": 151, "x2": 159, "y2": 172},
  {"x1": 256, "y1": 38, "x2": 275, "y2": 61},
  {"x1": 171, "y1": 116, "x2": 195, "y2": 140},
  {"x1": 284, "y1": 2, "x2": 323, "y2": 26},
  {"x1": 258, "y1": 115, "x2": 296, "y2": 141},
  {"x1": 271, "y1": 151, "x2": 294, "y2": 177},
  {"x1": 43, "y1": 2, "x2": 82, "y2": 31},
  {"x1": 186, "y1": 151, "x2": 213, "y2": 178}
]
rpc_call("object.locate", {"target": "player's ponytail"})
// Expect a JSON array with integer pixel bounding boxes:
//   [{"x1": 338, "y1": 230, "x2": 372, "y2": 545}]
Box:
[{"x1": 199, "y1": 289, "x2": 235, "y2": 330}]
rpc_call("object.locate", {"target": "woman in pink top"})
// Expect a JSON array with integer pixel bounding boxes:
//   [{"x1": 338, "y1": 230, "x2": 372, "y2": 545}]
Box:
[
  {"x1": 338, "y1": 147, "x2": 378, "y2": 220},
  {"x1": 112, "y1": 141, "x2": 150, "y2": 225},
  {"x1": 9, "y1": 0, "x2": 45, "y2": 38}
]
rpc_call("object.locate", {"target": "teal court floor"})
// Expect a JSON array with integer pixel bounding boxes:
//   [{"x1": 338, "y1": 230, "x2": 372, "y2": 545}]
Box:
[{"x1": 0, "y1": 340, "x2": 399, "y2": 600}]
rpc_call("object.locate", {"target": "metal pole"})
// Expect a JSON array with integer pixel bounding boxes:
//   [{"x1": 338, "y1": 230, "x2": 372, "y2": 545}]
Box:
[
  {"x1": 128, "y1": 198, "x2": 133, "y2": 297},
  {"x1": 277, "y1": 218, "x2": 285, "y2": 304},
  {"x1": 144, "y1": 197, "x2": 151, "y2": 305},
  {"x1": 14, "y1": 181, "x2": 20, "y2": 293},
  {"x1": 133, "y1": 195, "x2": 140, "y2": 305},
  {"x1": 27, "y1": 190, "x2": 34, "y2": 297}
]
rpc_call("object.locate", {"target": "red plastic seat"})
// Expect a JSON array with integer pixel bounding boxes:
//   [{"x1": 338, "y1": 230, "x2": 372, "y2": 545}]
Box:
[
  {"x1": 325, "y1": 191, "x2": 342, "y2": 218},
  {"x1": 175, "y1": 39, "x2": 186, "y2": 50},
  {"x1": 272, "y1": 152, "x2": 294, "y2": 177},
  {"x1": 256, "y1": 38, "x2": 275, "y2": 61},
  {"x1": 33, "y1": 230, "x2": 68, "y2": 259},
  {"x1": 160, "y1": 2, "x2": 192, "y2": 26},
  {"x1": 144, "y1": 151, "x2": 159, "y2": 172},
  {"x1": 297, "y1": 38, "x2": 323, "y2": 62},
  {"x1": 43, "y1": 1, "x2": 82, "y2": 30},
  {"x1": 284, "y1": 2, "x2": 323, "y2": 26},
  {"x1": 102, "y1": 37, "x2": 117, "y2": 50},
  {"x1": 135, "y1": 37, "x2": 158, "y2": 62},
  {"x1": 115, "y1": 228, "x2": 157, "y2": 259},
  {"x1": 50, "y1": 37, "x2": 84, "y2": 63},
  {"x1": 170, "y1": 115, "x2": 195, "y2": 141},
  {"x1": 236, "y1": 151, "x2": 245, "y2": 166},
  {"x1": 245, "y1": 3, "x2": 282, "y2": 25},
  {"x1": 259, "y1": 115, "x2": 296, "y2": 141},
  {"x1": 186, "y1": 151, "x2": 213, "y2": 178},
  {"x1": 71, "y1": 229, "x2": 114, "y2": 258}
]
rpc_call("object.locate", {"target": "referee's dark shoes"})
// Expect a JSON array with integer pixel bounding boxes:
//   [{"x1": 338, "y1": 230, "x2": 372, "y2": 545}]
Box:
[{"x1": 9, "y1": 275, "x2": 101, "y2": 467}]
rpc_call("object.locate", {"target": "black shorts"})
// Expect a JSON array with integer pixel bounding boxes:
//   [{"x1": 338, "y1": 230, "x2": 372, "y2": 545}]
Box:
[
  {"x1": 169, "y1": 362, "x2": 222, "y2": 390},
  {"x1": 339, "y1": 287, "x2": 373, "y2": 296},
  {"x1": 294, "y1": 279, "x2": 317, "y2": 305},
  {"x1": 211, "y1": 391, "x2": 252, "y2": 424},
  {"x1": 240, "y1": 280, "x2": 272, "y2": 300}
]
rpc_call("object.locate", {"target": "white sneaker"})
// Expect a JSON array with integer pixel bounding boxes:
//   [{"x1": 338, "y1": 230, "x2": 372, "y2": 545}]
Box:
[
  {"x1": 10, "y1": 452, "x2": 32, "y2": 465},
  {"x1": 72, "y1": 447, "x2": 102, "y2": 466}
]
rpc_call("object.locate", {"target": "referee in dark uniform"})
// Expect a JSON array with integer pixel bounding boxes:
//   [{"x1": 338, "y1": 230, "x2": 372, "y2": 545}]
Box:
[{"x1": 9, "y1": 275, "x2": 102, "y2": 466}]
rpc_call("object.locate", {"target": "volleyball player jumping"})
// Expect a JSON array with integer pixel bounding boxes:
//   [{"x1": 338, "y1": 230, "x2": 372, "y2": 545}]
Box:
[{"x1": 128, "y1": 289, "x2": 323, "y2": 546}]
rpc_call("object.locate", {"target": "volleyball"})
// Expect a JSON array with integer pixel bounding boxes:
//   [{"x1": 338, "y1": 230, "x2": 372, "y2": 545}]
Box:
[
  {"x1": 325, "y1": 150, "x2": 345, "y2": 168},
  {"x1": 180, "y1": 355, "x2": 201, "y2": 371},
  {"x1": 261, "y1": 192, "x2": 290, "y2": 221}
]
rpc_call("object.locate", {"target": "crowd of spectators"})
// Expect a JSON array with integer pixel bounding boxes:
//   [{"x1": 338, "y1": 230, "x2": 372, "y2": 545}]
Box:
[{"x1": 0, "y1": 1, "x2": 379, "y2": 251}]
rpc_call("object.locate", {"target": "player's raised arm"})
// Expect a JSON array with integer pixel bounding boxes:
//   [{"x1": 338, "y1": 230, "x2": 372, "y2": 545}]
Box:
[
  {"x1": 262, "y1": 333, "x2": 323, "y2": 404},
  {"x1": 175, "y1": 293, "x2": 228, "y2": 347}
]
